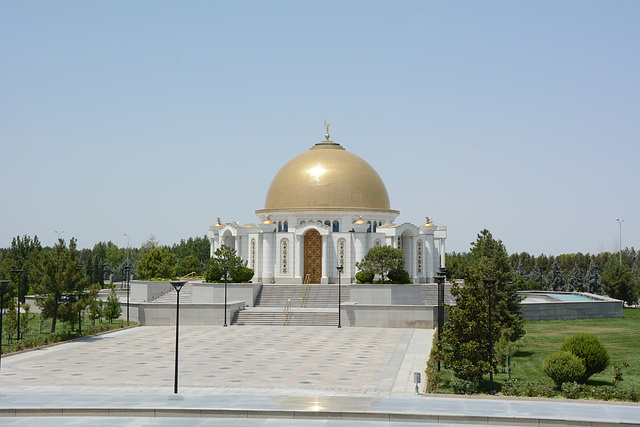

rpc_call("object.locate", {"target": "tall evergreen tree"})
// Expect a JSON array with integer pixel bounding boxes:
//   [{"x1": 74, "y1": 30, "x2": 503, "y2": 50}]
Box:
[
  {"x1": 438, "y1": 230, "x2": 524, "y2": 385},
  {"x1": 602, "y1": 259, "x2": 639, "y2": 306},
  {"x1": 566, "y1": 263, "x2": 583, "y2": 292},
  {"x1": 136, "y1": 247, "x2": 176, "y2": 279},
  {"x1": 515, "y1": 260, "x2": 525, "y2": 280},
  {"x1": 546, "y1": 260, "x2": 565, "y2": 291},
  {"x1": 583, "y1": 260, "x2": 603, "y2": 294},
  {"x1": 103, "y1": 287, "x2": 122, "y2": 323},
  {"x1": 31, "y1": 238, "x2": 89, "y2": 333},
  {"x1": 527, "y1": 263, "x2": 543, "y2": 287}
]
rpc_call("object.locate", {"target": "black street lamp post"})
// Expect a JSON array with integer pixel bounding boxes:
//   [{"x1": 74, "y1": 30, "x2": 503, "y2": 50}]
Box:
[
  {"x1": 76, "y1": 264, "x2": 83, "y2": 335},
  {"x1": 10, "y1": 267, "x2": 25, "y2": 341},
  {"x1": 483, "y1": 278, "x2": 497, "y2": 395},
  {"x1": 0, "y1": 280, "x2": 11, "y2": 372},
  {"x1": 434, "y1": 270, "x2": 446, "y2": 372},
  {"x1": 336, "y1": 266, "x2": 343, "y2": 328},
  {"x1": 124, "y1": 263, "x2": 131, "y2": 323},
  {"x1": 170, "y1": 280, "x2": 186, "y2": 394},
  {"x1": 223, "y1": 266, "x2": 229, "y2": 327}
]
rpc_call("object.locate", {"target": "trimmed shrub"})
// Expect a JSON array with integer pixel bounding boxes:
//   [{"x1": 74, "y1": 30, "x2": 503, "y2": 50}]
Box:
[
  {"x1": 205, "y1": 264, "x2": 224, "y2": 282},
  {"x1": 559, "y1": 333, "x2": 610, "y2": 382},
  {"x1": 543, "y1": 351, "x2": 586, "y2": 388},
  {"x1": 561, "y1": 381, "x2": 584, "y2": 399},
  {"x1": 450, "y1": 377, "x2": 478, "y2": 395},
  {"x1": 387, "y1": 268, "x2": 411, "y2": 284},
  {"x1": 500, "y1": 379, "x2": 554, "y2": 398},
  {"x1": 355, "y1": 270, "x2": 375, "y2": 284},
  {"x1": 231, "y1": 266, "x2": 254, "y2": 283}
]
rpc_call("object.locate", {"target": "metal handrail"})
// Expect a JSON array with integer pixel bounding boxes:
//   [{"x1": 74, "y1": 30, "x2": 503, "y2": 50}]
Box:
[
  {"x1": 180, "y1": 271, "x2": 197, "y2": 279},
  {"x1": 282, "y1": 298, "x2": 292, "y2": 326},
  {"x1": 300, "y1": 274, "x2": 311, "y2": 307}
]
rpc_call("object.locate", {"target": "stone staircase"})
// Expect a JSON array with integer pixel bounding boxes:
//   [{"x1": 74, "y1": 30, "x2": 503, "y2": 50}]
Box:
[
  {"x1": 254, "y1": 284, "x2": 350, "y2": 308},
  {"x1": 149, "y1": 282, "x2": 194, "y2": 304},
  {"x1": 147, "y1": 282, "x2": 454, "y2": 327},
  {"x1": 233, "y1": 284, "x2": 349, "y2": 326},
  {"x1": 421, "y1": 283, "x2": 455, "y2": 306},
  {"x1": 233, "y1": 308, "x2": 339, "y2": 326}
]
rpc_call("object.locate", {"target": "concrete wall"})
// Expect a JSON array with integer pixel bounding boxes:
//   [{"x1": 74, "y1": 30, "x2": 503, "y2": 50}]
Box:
[
  {"x1": 350, "y1": 284, "x2": 423, "y2": 305},
  {"x1": 124, "y1": 301, "x2": 244, "y2": 326},
  {"x1": 342, "y1": 303, "x2": 438, "y2": 328},
  {"x1": 130, "y1": 281, "x2": 173, "y2": 302},
  {"x1": 522, "y1": 300, "x2": 623, "y2": 321},
  {"x1": 192, "y1": 283, "x2": 262, "y2": 307}
]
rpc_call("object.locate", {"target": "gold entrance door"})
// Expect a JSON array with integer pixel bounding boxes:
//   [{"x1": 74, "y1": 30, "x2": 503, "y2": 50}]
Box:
[{"x1": 304, "y1": 229, "x2": 322, "y2": 284}]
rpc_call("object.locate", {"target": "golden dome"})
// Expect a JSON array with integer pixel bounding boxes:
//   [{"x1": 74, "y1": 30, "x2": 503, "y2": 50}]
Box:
[{"x1": 258, "y1": 141, "x2": 395, "y2": 213}]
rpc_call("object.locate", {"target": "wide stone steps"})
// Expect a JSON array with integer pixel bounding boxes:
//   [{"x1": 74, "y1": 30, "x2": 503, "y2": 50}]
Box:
[
  {"x1": 233, "y1": 308, "x2": 339, "y2": 327},
  {"x1": 150, "y1": 282, "x2": 194, "y2": 304},
  {"x1": 421, "y1": 283, "x2": 455, "y2": 306},
  {"x1": 256, "y1": 284, "x2": 350, "y2": 308}
]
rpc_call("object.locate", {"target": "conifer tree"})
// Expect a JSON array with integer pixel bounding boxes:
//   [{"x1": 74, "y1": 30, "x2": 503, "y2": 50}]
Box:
[
  {"x1": 515, "y1": 260, "x2": 525, "y2": 280},
  {"x1": 438, "y1": 230, "x2": 524, "y2": 385},
  {"x1": 602, "y1": 259, "x2": 639, "y2": 306},
  {"x1": 583, "y1": 260, "x2": 603, "y2": 294},
  {"x1": 546, "y1": 260, "x2": 564, "y2": 291},
  {"x1": 103, "y1": 287, "x2": 122, "y2": 323},
  {"x1": 527, "y1": 263, "x2": 543, "y2": 287},
  {"x1": 31, "y1": 238, "x2": 89, "y2": 333},
  {"x1": 566, "y1": 263, "x2": 583, "y2": 292}
]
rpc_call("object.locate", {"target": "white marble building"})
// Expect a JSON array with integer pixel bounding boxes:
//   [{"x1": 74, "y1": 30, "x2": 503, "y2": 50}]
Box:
[{"x1": 208, "y1": 129, "x2": 446, "y2": 284}]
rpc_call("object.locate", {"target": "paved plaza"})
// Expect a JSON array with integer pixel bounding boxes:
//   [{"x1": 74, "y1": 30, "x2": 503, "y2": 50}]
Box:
[
  {"x1": 1, "y1": 325, "x2": 640, "y2": 426},
  {"x1": 1, "y1": 326, "x2": 430, "y2": 396}
]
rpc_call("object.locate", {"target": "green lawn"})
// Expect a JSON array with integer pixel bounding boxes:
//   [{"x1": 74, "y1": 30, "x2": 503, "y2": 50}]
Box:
[
  {"x1": 1, "y1": 313, "x2": 135, "y2": 354},
  {"x1": 432, "y1": 308, "x2": 640, "y2": 397}
]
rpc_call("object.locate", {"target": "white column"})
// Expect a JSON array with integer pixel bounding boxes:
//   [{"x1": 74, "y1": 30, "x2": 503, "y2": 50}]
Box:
[
  {"x1": 440, "y1": 239, "x2": 446, "y2": 268},
  {"x1": 425, "y1": 233, "x2": 435, "y2": 282},
  {"x1": 294, "y1": 233, "x2": 303, "y2": 282},
  {"x1": 354, "y1": 233, "x2": 366, "y2": 272},
  {"x1": 260, "y1": 228, "x2": 275, "y2": 284},
  {"x1": 410, "y1": 237, "x2": 418, "y2": 282},
  {"x1": 321, "y1": 235, "x2": 328, "y2": 284}
]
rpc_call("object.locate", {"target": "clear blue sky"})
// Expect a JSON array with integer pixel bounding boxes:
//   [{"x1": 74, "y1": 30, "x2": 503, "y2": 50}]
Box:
[{"x1": 1, "y1": 1, "x2": 638, "y2": 256}]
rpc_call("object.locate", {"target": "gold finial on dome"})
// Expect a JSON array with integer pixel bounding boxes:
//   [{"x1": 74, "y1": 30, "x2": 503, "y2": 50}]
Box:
[
  {"x1": 262, "y1": 215, "x2": 275, "y2": 224},
  {"x1": 214, "y1": 217, "x2": 223, "y2": 227},
  {"x1": 354, "y1": 215, "x2": 367, "y2": 224},
  {"x1": 423, "y1": 217, "x2": 434, "y2": 226},
  {"x1": 324, "y1": 120, "x2": 330, "y2": 141}
]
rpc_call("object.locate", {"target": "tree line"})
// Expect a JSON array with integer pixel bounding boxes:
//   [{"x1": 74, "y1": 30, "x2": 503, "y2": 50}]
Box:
[
  {"x1": 446, "y1": 246, "x2": 640, "y2": 306},
  {"x1": 0, "y1": 234, "x2": 211, "y2": 335}
]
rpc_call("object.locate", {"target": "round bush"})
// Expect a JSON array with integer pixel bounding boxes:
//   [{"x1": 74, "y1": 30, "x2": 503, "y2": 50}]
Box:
[
  {"x1": 205, "y1": 264, "x2": 223, "y2": 282},
  {"x1": 542, "y1": 351, "x2": 586, "y2": 388},
  {"x1": 559, "y1": 333, "x2": 610, "y2": 382},
  {"x1": 231, "y1": 266, "x2": 254, "y2": 283},
  {"x1": 355, "y1": 270, "x2": 375, "y2": 284},
  {"x1": 387, "y1": 268, "x2": 411, "y2": 284}
]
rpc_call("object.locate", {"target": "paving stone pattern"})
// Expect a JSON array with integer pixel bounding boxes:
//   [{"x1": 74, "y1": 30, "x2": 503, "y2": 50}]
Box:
[{"x1": 1, "y1": 326, "x2": 432, "y2": 397}]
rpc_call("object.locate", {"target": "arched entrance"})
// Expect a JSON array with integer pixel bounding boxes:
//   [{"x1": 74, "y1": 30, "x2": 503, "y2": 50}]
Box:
[{"x1": 304, "y1": 229, "x2": 322, "y2": 284}]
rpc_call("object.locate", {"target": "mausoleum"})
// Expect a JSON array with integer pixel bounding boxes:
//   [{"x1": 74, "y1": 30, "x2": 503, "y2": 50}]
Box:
[{"x1": 208, "y1": 125, "x2": 447, "y2": 284}]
